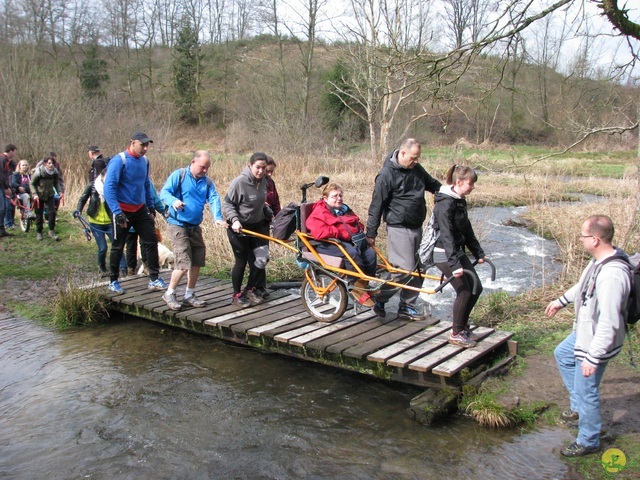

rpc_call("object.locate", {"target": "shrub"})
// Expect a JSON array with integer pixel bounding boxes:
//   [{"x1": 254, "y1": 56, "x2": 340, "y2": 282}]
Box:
[{"x1": 51, "y1": 281, "x2": 110, "y2": 329}]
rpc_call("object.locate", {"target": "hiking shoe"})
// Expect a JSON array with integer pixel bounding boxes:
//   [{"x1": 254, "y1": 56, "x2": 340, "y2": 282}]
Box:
[
  {"x1": 561, "y1": 409, "x2": 579, "y2": 422},
  {"x1": 232, "y1": 292, "x2": 251, "y2": 308},
  {"x1": 148, "y1": 277, "x2": 168, "y2": 290},
  {"x1": 449, "y1": 330, "x2": 477, "y2": 348},
  {"x1": 464, "y1": 327, "x2": 481, "y2": 342},
  {"x1": 255, "y1": 287, "x2": 271, "y2": 299},
  {"x1": 398, "y1": 305, "x2": 426, "y2": 321},
  {"x1": 560, "y1": 441, "x2": 599, "y2": 457},
  {"x1": 162, "y1": 291, "x2": 181, "y2": 311},
  {"x1": 48, "y1": 230, "x2": 59, "y2": 241},
  {"x1": 36, "y1": 232, "x2": 43, "y2": 240},
  {"x1": 373, "y1": 301, "x2": 387, "y2": 318},
  {"x1": 109, "y1": 280, "x2": 125, "y2": 295},
  {"x1": 183, "y1": 294, "x2": 206, "y2": 308},
  {"x1": 0, "y1": 230, "x2": 14, "y2": 237},
  {"x1": 128, "y1": 267, "x2": 137, "y2": 276},
  {"x1": 245, "y1": 289, "x2": 264, "y2": 305},
  {"x1": 99, "y1": 269, "x2": 109, "y2": 278},
  {"x1": 120, "y1": 268, "x2": 128, "y2": 278}
]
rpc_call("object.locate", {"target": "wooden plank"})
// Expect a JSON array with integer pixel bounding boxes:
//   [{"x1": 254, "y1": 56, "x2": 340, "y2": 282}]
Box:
[
  {"x1": 303, "y1": 313, "x2": 390, "y2": 351},
  {"x1": 431, "y1": 331, "x2": 514, "y2": 377},
  {"x1": 274, "y1": 324, "x2": 326, "y2": 343},
  {"x1": 324, "y1": 319, "x2": 403, "y2": 355},
  {"x1": 341, "y1": 321, "x2": 429, "y2": 359},
  {"x1": 229, "y1": 300, "x2": 306, "y2": 332},
  {"x1": 247, "y1": 310, "x2": 315, "y2": 336},
  {"x1": 202, "y1": 295, "x2": 296, "y2": 326},
  {"x1": 256, "y1": 317, "x2": 319, "y2": 338},
  {"x1": 288, "y1": 312, "x2": 373, "y2": 347},
  {"x1": 367, "y1": 322, "x2": 452, "y2": 363},
  {"x1": 386, "y1": 325, "x2": 463, "y2": 368},
  {"x1": 407, "y1": 326, "x2": 494, "y2": 372}
]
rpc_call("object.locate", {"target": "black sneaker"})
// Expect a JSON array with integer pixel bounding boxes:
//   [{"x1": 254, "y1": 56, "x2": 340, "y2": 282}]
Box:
[
  {"x1": 560, "y1": 441, "x2": 599, "y2": 457},
  {"x1": 373, "y1": 301, "x2": 386, "y2": 318},
  {"x1": 561, "y1": 409, "x2": 579, "y2": 422},
  {"x1": 398, "y1": 305, "x2": 426, "y2": 321},
  {"x1": 255, "y1": 287, "x2": 271, "y2": 299}
]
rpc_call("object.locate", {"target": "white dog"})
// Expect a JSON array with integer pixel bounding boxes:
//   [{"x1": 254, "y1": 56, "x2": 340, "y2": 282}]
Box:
[{"x1": 137, "y1": 241, "x2": 175, "y2": 274}]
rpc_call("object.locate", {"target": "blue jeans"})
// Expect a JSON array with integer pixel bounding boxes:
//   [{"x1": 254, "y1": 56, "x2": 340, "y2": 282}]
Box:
[
  {"x1": 5, "y1": 196, "x2": 15, "y2": 227},
  {"x1": 91, "y1": 223, "x2": 114, "y2": 272},
  {"x1": 554, "y1": 331, "x2": 607, "y2": 448}
]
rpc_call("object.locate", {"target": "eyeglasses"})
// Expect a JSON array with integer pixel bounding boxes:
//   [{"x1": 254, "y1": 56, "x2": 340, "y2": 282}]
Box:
[
  {"x1": 328, "y1": 193, "x2": 343, "y2": 199},
  {"x1": 578, "y1": 234, "x2": 598, "y2": 239}
]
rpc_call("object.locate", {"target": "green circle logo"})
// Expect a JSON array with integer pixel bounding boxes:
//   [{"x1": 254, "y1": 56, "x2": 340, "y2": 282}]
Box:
[{"x1": 601, "y1": 448, "x2": 627, "y2": 476}]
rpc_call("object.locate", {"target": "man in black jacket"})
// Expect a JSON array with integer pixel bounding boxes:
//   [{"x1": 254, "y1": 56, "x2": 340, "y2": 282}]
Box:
[
  {"x1": 366, "y1": 138, "x2": 441, "y2": 320},
  {"x1": 0, "y1": 144, "x2": 17, "y2": 237},
  {"x1": 87, "y1": 145, "x2": 108, "y2": 181}
]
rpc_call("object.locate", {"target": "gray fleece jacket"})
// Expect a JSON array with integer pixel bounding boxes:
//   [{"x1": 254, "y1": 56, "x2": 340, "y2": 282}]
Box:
[
  {"x1": 223, "y1": 166, "x2": 267, "y2": 225},
  {"x1": 557, "y1": 253, "x2": 630, "y2": 366}
]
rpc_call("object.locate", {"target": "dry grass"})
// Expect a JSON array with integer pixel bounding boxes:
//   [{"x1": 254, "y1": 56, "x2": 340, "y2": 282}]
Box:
[{"x1": 60, "y1": 148, "x2": 639, "y2": 282}]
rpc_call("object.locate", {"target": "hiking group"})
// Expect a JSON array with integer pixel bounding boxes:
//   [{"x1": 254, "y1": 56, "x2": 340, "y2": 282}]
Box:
[{"x1": 3, "y1": 134, "x2": 635, "y2": 459}]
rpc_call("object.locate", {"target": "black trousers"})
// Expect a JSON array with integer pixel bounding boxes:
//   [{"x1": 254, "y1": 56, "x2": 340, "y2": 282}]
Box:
[
  {"x1": 435, "y1": 255, "x2": 483, "y2": 334},
  {"x1": 109, "y1": 206, "x2": 159, "y2": 282}
]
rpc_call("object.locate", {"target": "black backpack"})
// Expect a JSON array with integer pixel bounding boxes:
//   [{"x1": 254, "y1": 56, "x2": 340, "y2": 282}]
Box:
[
  {"x1": 271, "y1": 202, "x2": 299, "y2": 240},
  {"x1": 596, "y1": 253, "x2": 640, "y2": 325}
]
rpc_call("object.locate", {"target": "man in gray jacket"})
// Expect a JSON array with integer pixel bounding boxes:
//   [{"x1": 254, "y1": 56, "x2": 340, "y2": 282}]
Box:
[{"x1": 545, "y1": 214, "x2": 630, "y2": 457}]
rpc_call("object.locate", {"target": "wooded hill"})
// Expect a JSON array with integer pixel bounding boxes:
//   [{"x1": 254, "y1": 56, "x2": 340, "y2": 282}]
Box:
[{"x1": 0, "y1": 34, "x2": 637, "y2": 164}]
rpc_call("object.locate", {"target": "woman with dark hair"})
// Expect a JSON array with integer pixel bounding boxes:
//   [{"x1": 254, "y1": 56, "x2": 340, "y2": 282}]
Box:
[
  {"x1": 31, "y1": 155, "x2": 62, "y2": 241},
  {"x1": 224, "y1": 152, "x2": 270, "y2": 308},
  {"x1": 433, "y1": 164, "x2": 487, "y2": 348}
]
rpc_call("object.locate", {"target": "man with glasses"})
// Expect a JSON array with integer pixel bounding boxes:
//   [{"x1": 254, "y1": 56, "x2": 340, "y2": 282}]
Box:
[
  {"x1": 545, "y1": 215, "x2": 631, "y2": 457},
  {"x1": 104, "y1": 131, "x2": 167, "y2": 294}
]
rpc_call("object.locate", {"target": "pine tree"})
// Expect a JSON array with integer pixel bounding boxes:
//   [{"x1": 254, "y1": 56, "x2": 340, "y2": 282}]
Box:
[
  {"x1": 173, "y1": 21, "x2": 202, "y2": 124},
  {"x1": 79, "y1": 44, "x2": 108, "y2": 98}
]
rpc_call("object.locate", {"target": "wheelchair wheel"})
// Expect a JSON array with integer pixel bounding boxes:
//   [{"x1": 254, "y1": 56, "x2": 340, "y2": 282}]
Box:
[{"x1": 301, "y1": 271, "x2": 348, "y2": 322}]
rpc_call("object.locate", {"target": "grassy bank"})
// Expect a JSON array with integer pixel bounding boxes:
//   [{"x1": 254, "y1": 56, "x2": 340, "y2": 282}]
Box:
[{"x1": 2, "y1": 147, "x2": 639, "y2": 475}]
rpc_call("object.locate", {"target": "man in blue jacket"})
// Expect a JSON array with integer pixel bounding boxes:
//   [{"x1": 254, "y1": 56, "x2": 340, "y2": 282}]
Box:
[
  {"x1": 160, "y1": 150, "x2": 226, "y2": 310},
  {"x1": 366, "y1": 138, "x2": 442, "y2": 320},
  {"x1": 104, "y1": 131, "x2": 166, "y2": 294}
]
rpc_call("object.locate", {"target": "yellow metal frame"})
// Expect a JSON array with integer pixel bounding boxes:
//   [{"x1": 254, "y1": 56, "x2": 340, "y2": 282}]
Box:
[{"x1": 241, "y1": 228, "x2": 445, "y2": 296}]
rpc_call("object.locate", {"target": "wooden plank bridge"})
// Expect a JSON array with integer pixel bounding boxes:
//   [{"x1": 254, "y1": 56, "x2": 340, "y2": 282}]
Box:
[{"x1": 100, "y1": 274, "x2": 517, "y2": 390}]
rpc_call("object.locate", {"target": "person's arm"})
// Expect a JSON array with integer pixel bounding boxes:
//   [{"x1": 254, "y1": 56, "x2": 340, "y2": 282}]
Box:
[
  {"x1": 207, "y1": 179, "x2": 225, "y2": 224},
  {"x1": 434, "y1": 201, "x2": 463, "y2": 271},
  {"x1": 585, "y1": 267, "x2": 630, "y2": 367},
  {"x1": 103, "y1": 158, "x2": 122, "y2": 216},
  {"x1": 365, "y1": 172, "x2": 391, "y2": 239},
  {"x1": 30, "y1": 168, "x2": 41, "y2": 199},
  {"x1": 76, "y1": 183, "x2": 93, "y2": 212},
  {"x1": 421, "y1": 166, "x2": 442, "y2": 194}
]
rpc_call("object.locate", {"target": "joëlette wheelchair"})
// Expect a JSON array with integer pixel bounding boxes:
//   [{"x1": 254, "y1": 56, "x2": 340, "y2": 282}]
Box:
[{"x1": 242, "y1": 177, "x2": 492, "y2": 323}]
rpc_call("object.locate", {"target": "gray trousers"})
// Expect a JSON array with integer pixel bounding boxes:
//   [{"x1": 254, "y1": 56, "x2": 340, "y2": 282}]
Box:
[{"x1": 375, "y1": 226, "x2": 423, "y2": 307}]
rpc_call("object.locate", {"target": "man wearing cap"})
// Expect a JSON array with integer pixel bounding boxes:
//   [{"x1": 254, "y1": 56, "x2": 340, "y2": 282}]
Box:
[
  {"x1": 103, "y1": 131, "x2": 167, "y2": 294},
  {"x1": 87, "y1": 145, "x2": 107, "y2": 182}
]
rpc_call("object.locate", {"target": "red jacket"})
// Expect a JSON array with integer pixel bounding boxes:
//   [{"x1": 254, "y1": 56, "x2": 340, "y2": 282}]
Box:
[{"x1": 305, "y1": 198, "x2": 364, "y2": 242}]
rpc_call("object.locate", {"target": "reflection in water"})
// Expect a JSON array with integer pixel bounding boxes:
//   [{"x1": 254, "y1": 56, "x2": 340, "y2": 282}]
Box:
[{"x1": 0, "y1": 314, "x2": 573, "y2": 479}]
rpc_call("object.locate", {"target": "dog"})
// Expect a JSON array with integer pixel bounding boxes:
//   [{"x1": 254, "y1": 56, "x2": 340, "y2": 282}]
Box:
[{"x1": 136, "y1": 241, "x2": 175, "y2": 274}]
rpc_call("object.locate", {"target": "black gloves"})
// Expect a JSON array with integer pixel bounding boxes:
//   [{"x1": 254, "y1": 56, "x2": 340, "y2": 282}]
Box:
[{"x1": 115, "y1": 213, "x2": 128, "y2": 229}]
